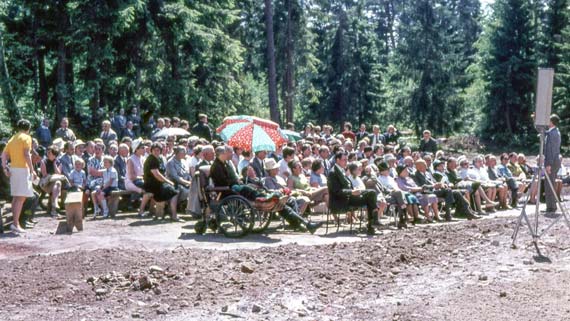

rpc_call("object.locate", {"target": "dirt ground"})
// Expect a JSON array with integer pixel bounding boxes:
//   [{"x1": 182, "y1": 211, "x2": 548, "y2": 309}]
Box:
[{"x1": 1, "y1": 203, "x2": 570, "y2": 321}]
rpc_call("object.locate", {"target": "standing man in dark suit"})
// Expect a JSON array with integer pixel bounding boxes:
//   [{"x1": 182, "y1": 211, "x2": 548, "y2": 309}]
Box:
[
  {"x1": 544, "y1": 114, "x2": 561, "y2": 214},
  {"x1": 383, "y1": 125, "x2": 400, "y2": 146},
  {"x1": 419, "y1": 130, "x2": 438, "y2": 155},
  {"x1": 369, "y1": 125, "x2": 384, "y2": 147},
  {"x1": 121, "y1": 121, "x2": 136, "y2": 140},
  {"x1": 327, "y1": 151, "x2": 379, "y2": 235},
  {"x1": 111, "y1": 108, "x2": 127, "y2": 134},
  {"x1": 355, "y1": 124, "x2": 369, "y2": 143},
  {"x1": 128, "y1": 107, "x2": 142, "y2": 136},
  {"x1": 191, "y1": 113, "x2": 213, "y2": 141}
]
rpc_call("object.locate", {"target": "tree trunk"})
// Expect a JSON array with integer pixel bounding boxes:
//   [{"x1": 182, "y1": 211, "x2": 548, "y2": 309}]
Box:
[
  {"x1": 56, "y1": 38, "x2": 67, "y2": 124},
  {"x1": 32, "y1": 14, "x2": 39, "y2": 111},
  {"x1": 37, "y1": 50, "x2": 48, "y2": 112},
  {"x1": 87, "y1": 38, "x2": 100, "y2": 116},
  {"x1": 264, "y1": 0, "x2": 281, "y2": 124},
  {"x1": 283, "y1": 0, "x2": 295, "y2": 124},
  {"x1": 66, "y1": 45, "x2": 80, "y2": 126},
  {"x1": 0, "y1": 30, "x2": 21, "y2": 127}
]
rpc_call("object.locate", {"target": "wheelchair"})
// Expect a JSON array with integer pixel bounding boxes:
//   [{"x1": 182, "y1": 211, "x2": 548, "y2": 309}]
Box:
[{"x1": 193, "y1": 166, "x2": 289, "y2": 238}]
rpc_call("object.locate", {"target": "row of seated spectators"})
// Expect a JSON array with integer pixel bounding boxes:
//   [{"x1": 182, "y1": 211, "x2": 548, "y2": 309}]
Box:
[{"x1": 2, "y1": 117, "x2": 568, "y2": 234}]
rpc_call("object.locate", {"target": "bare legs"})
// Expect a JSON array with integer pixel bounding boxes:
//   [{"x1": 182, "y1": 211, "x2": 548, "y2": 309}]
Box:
[{"x1": 11, "y1": 196, "x2": 26, "y2": 229}]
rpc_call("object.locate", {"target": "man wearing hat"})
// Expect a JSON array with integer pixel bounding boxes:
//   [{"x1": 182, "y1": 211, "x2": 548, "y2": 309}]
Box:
[
  {"x1": 262, "y1": 158, "x2": 322, "y2": 234},
  {"x1": 544, "y1": 114, "x2": 561, "y2": 214}
]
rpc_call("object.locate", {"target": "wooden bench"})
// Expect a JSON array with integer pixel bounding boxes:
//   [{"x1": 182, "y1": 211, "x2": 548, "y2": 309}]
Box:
[
  {"x1": 145, "y1": 193, "x2": 166, "y2": 218},
  {"x1": 64, "y1": 192, "x2": 84, "y2": 233},
  {"x1": 107, "y1": 190, "x2": 136, "y2": 217}
]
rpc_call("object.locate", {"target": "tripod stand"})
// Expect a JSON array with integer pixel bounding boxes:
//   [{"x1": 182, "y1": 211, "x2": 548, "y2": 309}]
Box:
[{"x1": 511, "y1": 126, "x2": 570, "y2": 256}]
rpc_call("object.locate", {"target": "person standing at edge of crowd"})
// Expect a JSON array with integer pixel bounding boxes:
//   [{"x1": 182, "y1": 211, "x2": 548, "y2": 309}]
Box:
[
  {"x1": 2, "y1": 119, "x2": 37, "y2": 233},
  {"x1": 55, "y1": 117, "x2": 77, "y2": 142},
  {"x1": 544, "y1": 114, "x2": 561, "y2": 215},
  {"x1": 191, "y1": 113, "x2": 213, "y2": 141},
  {"x1": 36, "y1": 117, "x2": 52, "y2": 148}
]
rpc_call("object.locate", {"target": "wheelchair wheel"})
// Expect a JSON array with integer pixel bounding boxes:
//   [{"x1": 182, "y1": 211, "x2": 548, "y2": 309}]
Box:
[
  {"x1": 216, "y1": 196, "x2": 254, "y2": 238},
  {"x1": 251, "y1": 211, "x2": 272, "y2": 233}
]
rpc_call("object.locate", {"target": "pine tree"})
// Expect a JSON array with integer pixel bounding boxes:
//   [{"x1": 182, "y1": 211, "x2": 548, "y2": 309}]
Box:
[
  {"x1": 479, "y1": 0, "x2": 537, "y2": 145},
  {"x1": 552, "y1": 5, "x2": 570, "y2": 143}
]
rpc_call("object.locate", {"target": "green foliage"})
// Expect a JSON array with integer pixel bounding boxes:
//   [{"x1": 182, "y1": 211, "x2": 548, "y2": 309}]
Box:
[
  {"x1": 552, "y1": 2, "x2": 570, "y2": 144},
  {"x1": 477, "y1": 0, "x2": 538, "y2": 146},
  {"x1": 0, "y1": 0, "x2": 567, "y2": 147}
]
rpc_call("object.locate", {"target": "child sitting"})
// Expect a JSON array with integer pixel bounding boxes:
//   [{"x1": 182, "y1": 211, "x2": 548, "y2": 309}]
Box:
[
  {"x1": 69, "y1": 159, "x2": 86, "y2": 192},
  {"x1": 92, "y1": 156, "x2": 118, "y2": 218}
]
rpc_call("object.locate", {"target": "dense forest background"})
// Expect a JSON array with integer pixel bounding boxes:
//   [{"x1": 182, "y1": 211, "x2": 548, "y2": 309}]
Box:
[{"x1": 0, "y1": 0, "x2": 569, "y2": 146}]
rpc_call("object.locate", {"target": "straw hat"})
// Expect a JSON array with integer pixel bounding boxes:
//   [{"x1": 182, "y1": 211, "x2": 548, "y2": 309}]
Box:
[{"x1": 264, "y1": 158, "x2": 280, "y2": 171}]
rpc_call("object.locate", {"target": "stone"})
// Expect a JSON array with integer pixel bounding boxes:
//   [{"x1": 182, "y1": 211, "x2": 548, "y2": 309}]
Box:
[
  {"x1": 491, "y1": 240, "x2": 500, "y2": 247},
  {"x1": 252, "y1": 304, "x2": 262, "y2": 313},
  {"x1": 149, "y1": 266, "x2": 164, "y2": 273},
  {"x1": 153, "y1": 287, "x2": 162, "y2": 295},
  {"x1": 241, "y1": 264, "x2": 255, "y2": 274},
  {"x1": 139, "y1": 276, "x2": 154, "y2": 290},
  {"x1": 95, "y1": 288, "x2": 108, "y2": 295},
  {"x1": 156, "y1": 305, "x2": 169, "y2": 315},
  {"x1": 179, "y1": 300, "x2": 190, "y2": 308},
  {"x1": 390, "y1": 268, "x2": 401, "y2": 275},
  {"x1": 523, "y1": 260, "x2": 533, "y2": 265},
  {"x1": 499, "y1": 291, "x2": 507, "y2": 297},
  {"x1": 478, "y1": 275, "x2": 488, "y2": 281},
  {"x1": 221, "y1": 305, "x2": 228, "y2": 312},
  {"x1": 131, "y1": 312, "x2": 141, "y2": 319}
]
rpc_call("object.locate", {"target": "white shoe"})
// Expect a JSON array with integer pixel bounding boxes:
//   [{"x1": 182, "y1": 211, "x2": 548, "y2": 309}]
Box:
[
  {"x1": 10, "y1": 224, "x2": 26, "y2": 234},
  {"x1": 102, "y1": 211, "x2": 109, "y2": 218}
]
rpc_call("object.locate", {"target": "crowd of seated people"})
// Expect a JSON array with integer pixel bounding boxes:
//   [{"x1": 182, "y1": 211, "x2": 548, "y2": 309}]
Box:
[{"x1": 3, "y1": 113, "x2": 570, "y2": 236}]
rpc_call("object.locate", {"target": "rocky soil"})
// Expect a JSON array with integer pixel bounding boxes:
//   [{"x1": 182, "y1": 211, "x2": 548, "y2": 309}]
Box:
[{"x1": 2, "y1": 210, "x2": 570, "y2": 320}]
